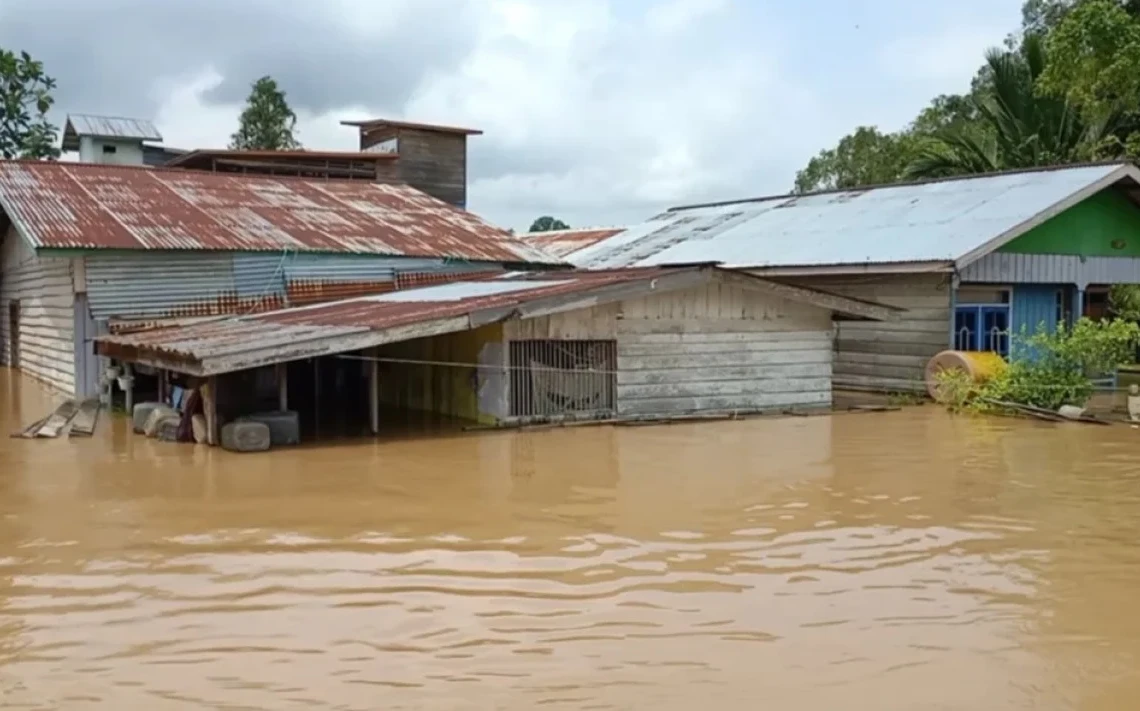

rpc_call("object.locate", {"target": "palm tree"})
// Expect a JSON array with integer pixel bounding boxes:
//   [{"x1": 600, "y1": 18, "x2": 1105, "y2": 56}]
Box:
[{"x1": 905, "y1": 33, "x2": 1117, "y2": 179}]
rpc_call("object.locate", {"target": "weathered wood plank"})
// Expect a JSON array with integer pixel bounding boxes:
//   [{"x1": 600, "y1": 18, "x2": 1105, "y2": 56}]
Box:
[
  {"x1": 835, "y1": 351, "x2": 930, "y2": 368},
  {"x1": 714, "y1": 270, "x2": 901, "y2": 321},
  {"x1": 617, "y1": 362, "x2": 831, "y2": 385},
  {"x1": 835, "y1": 329, "x2": 949, "y2": 346},
  {"x1": 36, "y1": 399, "x2": 78, "y2": 438},
  {"x1": 69, "y1": 399, "x2": 101, "y2": 437},
  {"x1": 618, "y1": 335, "x2": 832, "y2": 357},
  {"x1": 837, "y1": 318, "x2": 950, "y2": 334},
  {"x1": 833, "y1": 361, "x2": 925, "y2": 381},
  {"x1": 618, "y1": 377, "x2": 832, "y2": 400},
  {"x1": 619, "y1": 349, "x2": 831, "y2": 370},
  {"x1": 619, "y1": 390, "x2": 831, "y2": 415},
  {"x1": 836, "y1": 338, "x2": 946, "y2": 358},
  {"x1": 623, "y1": 329, "x2": 834, "y2": 344},
  {"x1": 833, "y1": 373, "x2": 926, "y2": 392}
]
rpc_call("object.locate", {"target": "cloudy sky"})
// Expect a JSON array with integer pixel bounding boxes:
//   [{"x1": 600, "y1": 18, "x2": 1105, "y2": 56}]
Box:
[{"x1": 0, "y1": 0, "x2": 1024, "y2": 231}]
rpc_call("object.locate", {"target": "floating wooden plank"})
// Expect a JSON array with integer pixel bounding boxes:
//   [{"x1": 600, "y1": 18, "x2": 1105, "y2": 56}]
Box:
[
  {"x1": 36, "y1": 400, "x2": 78, "y2": 438},
  {"x1": 11, "y1": 414, "x2": 49, "y2": 439},
  {"x1": 69, "y1": 399, "x2": 101, "y2": 437}
]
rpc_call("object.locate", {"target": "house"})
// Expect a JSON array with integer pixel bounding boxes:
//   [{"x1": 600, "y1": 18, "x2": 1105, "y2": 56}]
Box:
[
  {"x1": 93, "y1": 264, "x2": 898, "y2": 444},
  {"x1": 0, "y1": 160, "x2": 558, "y2": 399},
  {"x1": 563, "y1": 163, "x2": 1140, "y2": 393}
]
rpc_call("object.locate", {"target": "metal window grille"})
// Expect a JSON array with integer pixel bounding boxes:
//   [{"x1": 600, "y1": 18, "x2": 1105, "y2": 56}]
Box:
[{"x1": 508, "y1": 340, "x2": 617, "y2": 419}]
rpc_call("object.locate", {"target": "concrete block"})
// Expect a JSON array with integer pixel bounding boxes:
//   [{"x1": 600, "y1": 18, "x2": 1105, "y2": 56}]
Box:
[
  {"x1": 132, "y1": 401, "x2": 164, "y2": 433},
  {"x1": 221, "y1": 421, "x2": 271, "y2": 453},
  {"x1": 239, "y1": 410, "x2": 300, "y2": 446}
]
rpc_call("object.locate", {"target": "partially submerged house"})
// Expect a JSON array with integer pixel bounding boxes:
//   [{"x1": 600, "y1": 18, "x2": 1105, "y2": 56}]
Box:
[
  {"x1": 0, "y1": 160, "x2": 556, "y2": 398},
  {"x1": 565, "y1": 163, "x2": 1140, "y2": 392},
  {"x1": 93, "y1": 265, "x2": 896, "y2": 443}
]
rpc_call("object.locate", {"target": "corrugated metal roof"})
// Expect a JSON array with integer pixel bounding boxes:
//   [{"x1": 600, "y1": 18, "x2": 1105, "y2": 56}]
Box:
[
  {"x1": 524, "y1": 228, "x2": 626, "y2": 258},
  {"x1": 0, "y1": 161, "x2": 560, "y2": 264},
  {"x1": 61, "y1": 114, "x2": 163, "y2": 151},
  {"x1": 95, "y1": 268, "x2": 681, "y2": 373},
  {"x1": 340, "y1": 118, "x2": 483, "y2": 136},
  {"x1": 571, "y1": 164, "x2": 1140, "y2": 271},
  {"x1": 95, "y1": 266, "x2": 900, "y2": 376}
]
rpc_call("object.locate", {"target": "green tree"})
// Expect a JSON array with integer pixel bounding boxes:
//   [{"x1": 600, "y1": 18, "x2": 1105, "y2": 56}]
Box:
[
  {"x1": 905, "y1": 34, "x2": 1111, "y2": 179},
  {"x1": 229, "y1": 76, "x2": 302, "y2": 151},
  {"x1": 1038, "y1": 0, "x2": 1140, "y2": 127},
  {"x1": 793, "y1": 126, "x2": 919, "y2": 193},
  {"x1": 528, "y1": 216, "x2": 570, "y2": 232},
  {"x1": 0, "y1": 48, "x2": 60, "y2": 160}
]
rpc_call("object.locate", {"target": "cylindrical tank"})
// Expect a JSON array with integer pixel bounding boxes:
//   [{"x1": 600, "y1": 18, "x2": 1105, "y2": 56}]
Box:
[{"x1": 924, "y1": 350, "x2": 1007, "y2": 400}]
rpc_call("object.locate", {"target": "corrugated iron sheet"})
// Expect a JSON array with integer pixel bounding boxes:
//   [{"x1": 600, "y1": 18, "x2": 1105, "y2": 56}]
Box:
[
  {"x1": 524, "y1": 228, "x2": 625, "y2": 257},
  {"x1": 65, "y1": 114, "x2": 163, "y2": 142},
  {"x1": 571, "y1": 164, "x2": 1133, "y2": 270},
  {"x1": 95, "y1": 269, "x2": 678, "y2": 370},
  {"x1": 0, "y1": 161, "x2": 560, "y2": 264},
  {"x1": 960, "y1": 251, "x2": 1140, "y2": 285}
]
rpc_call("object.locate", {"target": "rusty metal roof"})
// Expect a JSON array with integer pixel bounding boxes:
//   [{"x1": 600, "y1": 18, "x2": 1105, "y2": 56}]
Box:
[
  {"x1": 0, "y1": 160, "x2": 559, "y2": 263},
  {"x1": 95, "y1": 266, "x2": 898, "y2": 376},
  {"x1": 95, "y1": 268, "x2": 685, "y2": 374},
  {"x1": 524, "y1": 227, "x2": 625, "y2": 258},
  {"x1": 164, "y1": 149, "x2": 400, "y2": 167},
  {"x1": 61, "y1": 114, "x2": 163, "y2": 151}
]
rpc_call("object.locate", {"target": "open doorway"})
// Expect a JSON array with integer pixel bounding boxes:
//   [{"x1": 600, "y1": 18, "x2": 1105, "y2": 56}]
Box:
[{"x1": 7, "y1": 300, "x2": 18, "y2": 369}]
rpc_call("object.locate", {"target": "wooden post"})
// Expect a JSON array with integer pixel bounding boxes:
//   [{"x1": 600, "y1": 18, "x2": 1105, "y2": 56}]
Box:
[
  {"x1": 204, "y1": 376, "x2": 219, "y2": 446},
  {"x1": 313, "y1": 358, "x2": 320, "y2": 438},
  {"x1": 276, "y1": 362, "x2": 288, "y2": 411},
  {"x1": 369, "y1": 352, "x2": 380, "y2": 435},
  {"x1": 123, "y1": 363, "x2": 134, "y2": 415},
  {"x1": 158, "y1": 370, "x2": 168, "y2": 406}
]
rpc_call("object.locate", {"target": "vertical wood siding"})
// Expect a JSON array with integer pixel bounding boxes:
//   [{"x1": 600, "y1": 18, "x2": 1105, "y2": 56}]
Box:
[
  {"x1": 504, "y1": 281, "x2": 835, "y2": 417},
  {"x1": 784, "y1": 274, "x2": 952, "y2": 393},
  {"x1": 0, "y1": 227, "x2": 76, "y2": 393}
]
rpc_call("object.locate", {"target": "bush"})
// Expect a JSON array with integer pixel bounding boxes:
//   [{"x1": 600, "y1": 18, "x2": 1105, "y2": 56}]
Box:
[{"x1": 935, "y1": 317, "x2": 1140, "y2": 414}]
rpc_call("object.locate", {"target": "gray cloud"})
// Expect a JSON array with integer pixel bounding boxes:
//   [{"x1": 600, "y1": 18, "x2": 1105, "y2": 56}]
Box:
[{"x1": 0, "y1": 0, "x2": 478, "y2": 119}]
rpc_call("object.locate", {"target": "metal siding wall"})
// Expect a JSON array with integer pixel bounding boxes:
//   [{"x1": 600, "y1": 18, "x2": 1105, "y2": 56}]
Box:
[
  {"x1": 86, "y1": 253, "x2": 239, "y2": 319},
  {"x1": 232, "y1": 253, "x2": 288, "y2": 298},
  {"x1": 962, "y1": 252, "x2": 1140, "y2": 286},
  {"x1": 1, "y1": 227, "x2": 76, "y2": 393}
]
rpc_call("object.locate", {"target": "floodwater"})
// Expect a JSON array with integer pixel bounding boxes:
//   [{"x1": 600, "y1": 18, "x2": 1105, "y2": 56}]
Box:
[{"x1": 3, "y1": 369, "x2": 1140, "y2": 710}]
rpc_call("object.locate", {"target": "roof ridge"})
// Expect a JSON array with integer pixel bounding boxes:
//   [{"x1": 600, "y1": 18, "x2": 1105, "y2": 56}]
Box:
[{"x1": 669, "y1": 160, "x2": 1134, "y2": 212}]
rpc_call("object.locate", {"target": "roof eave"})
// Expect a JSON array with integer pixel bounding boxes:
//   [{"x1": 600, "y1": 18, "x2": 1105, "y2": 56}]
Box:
[{"x1": 954, "y1": 163, "x2": 1140, "y2": 270}]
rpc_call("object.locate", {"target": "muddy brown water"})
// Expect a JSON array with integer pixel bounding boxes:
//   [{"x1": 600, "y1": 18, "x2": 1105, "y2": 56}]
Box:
[{"x1": 3, "y1": 368, "x2": 1140, "y2": 710}]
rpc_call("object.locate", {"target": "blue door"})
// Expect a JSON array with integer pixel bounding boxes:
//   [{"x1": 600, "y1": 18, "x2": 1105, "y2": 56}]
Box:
[{"x1": 954, "y1": 305, "x2": 1010, "y2": 356}]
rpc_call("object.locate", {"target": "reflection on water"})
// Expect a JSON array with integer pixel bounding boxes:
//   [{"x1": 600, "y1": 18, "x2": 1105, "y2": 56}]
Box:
[{"x1": 3, "y1": 367, "x2": 1140, "y2": 710}]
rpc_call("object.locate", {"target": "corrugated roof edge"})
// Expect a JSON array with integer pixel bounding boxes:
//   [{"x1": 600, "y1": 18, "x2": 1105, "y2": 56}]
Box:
[
  {"x1": 164, "y1": 149, "x2": 401, "y2": 166},
  {"x1": 339, "y1": 118, "x2": 483, "y2": 135},
  {"x1": 669, "y1": 160, "x2": 1137, "y2": 213}
]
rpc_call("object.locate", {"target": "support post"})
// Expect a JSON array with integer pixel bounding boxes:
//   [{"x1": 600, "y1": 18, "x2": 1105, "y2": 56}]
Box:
[
  {"x1": 369, "y1": 351, "x2": 380, "y2": 435},
  {"x1": 204, "y1": 376, "x2": 219, "y2": 446},
  {"x1": 313, "y1": 358, "x2": 320, "y2": 439},
  {"x1": 1073, "y1": 285, "x2": 1086, "y2": 326},
  {"x1": 123, "y1": 363, "x2": 134, "y2": 415},
  {"x1": 158, "y1": 370, "x2": 168, "y2": 406},
  {"x1": 276, "y1": 362, "x2": 288, "y2": 411},
  {"x1": 947, "y1": 273, "x2": 959, "y2": 350}
]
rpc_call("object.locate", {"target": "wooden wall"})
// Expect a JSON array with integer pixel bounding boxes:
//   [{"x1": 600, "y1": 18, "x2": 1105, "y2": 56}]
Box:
[
  {"x1": 505, "y1": 280, "x2": 836, "y2": 417},
  {"x1": 362, "y1": 127, "x2": 468, "y2": 207},
  {"x1": 0, "y1": 226, "x2": 77, "y2": 393},
  {"x1": 784, "y1": 274, "x2": 951, "y2": 393}
]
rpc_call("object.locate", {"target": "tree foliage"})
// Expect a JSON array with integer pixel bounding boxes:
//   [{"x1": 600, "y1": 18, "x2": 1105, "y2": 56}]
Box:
[
  {"x1": 0, "y1": 48, "x2": 60, "y2": 160},
  {"x1": 229, "y1": 76, "x2": 302, "y2": 151},
  {"x1": 906, "y1": 34, "x2": 1112, "y2": 179},
  {"x1": 793, "y1": 127, "x2": 918, "y2": 193},
  {"x1": 528, "y1": 216, "x2": 570, "y2": 232}
]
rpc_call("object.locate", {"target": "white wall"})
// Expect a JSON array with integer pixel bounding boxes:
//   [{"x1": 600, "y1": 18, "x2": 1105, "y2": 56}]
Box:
[
  {"x1": 783, "y1": 274, "x2": 952, "y2": 393},
  {"x1": 0, "y1": 226, "x2": 78, "y2": 393},
  {"x1": 505, "y1": 280, "x2": 835, "y2": 416},
  {"x1": 78, "y1": 136, "x2": 145, "y2": 165}
]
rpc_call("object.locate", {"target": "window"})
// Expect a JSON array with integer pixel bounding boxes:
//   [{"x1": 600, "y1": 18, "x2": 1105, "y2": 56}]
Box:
[
  {"x1": 509, "y1": 340, "x2": 616, "y2": 419},
  {"x1": 954, "y1": 286, "x2": 1011, "y2": 356},
  {"x1": 102, "y1": 144, "x2": 117, "y2": 155}
]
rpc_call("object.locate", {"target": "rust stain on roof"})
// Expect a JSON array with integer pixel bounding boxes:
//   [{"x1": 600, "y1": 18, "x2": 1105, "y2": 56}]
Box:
[
  {"x1": 96, "y1": 268, "x2": 675, "y2": 369},
  {"x1": 0, "y1": 160, "x2": 557, "y2": 263},
  {"x1": 164, "y1": 149, "x2": 400, "y2": 167},
  {"x1": 524, "y1": 227, "x2": 625, "y2": 257}
]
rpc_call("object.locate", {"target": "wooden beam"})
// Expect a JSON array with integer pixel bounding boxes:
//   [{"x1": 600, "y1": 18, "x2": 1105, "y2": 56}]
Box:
[
  {"x1": 204, "y1": 376, "x2": 219, "y2": 446},
  {"x1": 276, "y1": 362, "x2": 288, "y2": 411},
  {"x1": 714, "y1": 269, "x2": 901, "y2": 322},
  {"x1": 369, "y1": 349, "x2": 380, "y2": 435}
]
